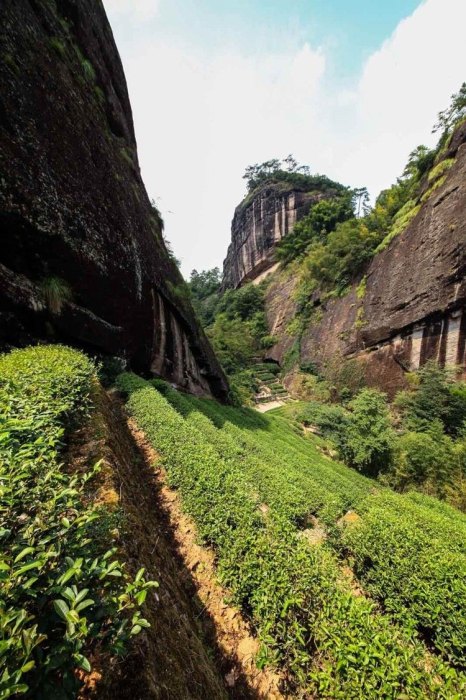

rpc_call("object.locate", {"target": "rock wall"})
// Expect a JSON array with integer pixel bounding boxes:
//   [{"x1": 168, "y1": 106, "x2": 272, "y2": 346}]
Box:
[
  {"x1": 265, "y1": 123, "x2": 466, "y2": 395},
  {"x1": 0, "y1": 0, "x2": 228, "y2": 400},
  {"x1": 222, "y1": 184, "x2": 320, "y2": 289}
]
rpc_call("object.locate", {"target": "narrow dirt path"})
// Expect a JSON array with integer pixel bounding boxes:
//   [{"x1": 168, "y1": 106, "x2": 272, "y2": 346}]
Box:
[
  {"x1": 75, "y1": 387, "x2": 285, "y2": 699},
  {"x1": 255, "y1": 399, "x2": 287, "y2": 412},
  {"x1": 126, "y1": 414, "x2": 285, "y2": 700},
  {"x1": 70, "y1": 388, "x2": 228, "y2": 699}
]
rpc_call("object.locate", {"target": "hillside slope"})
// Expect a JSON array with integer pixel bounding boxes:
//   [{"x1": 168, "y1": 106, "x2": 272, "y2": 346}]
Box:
[
  {"x1": 0, "y1": 0, "x2": 228, "y2": 399},
  {"x1": 117, "y1": 374, "x2": 466, "y2": 697}
]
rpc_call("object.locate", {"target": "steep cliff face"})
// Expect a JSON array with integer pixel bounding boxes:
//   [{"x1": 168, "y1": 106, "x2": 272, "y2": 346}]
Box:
[
  {"x1": 264, "y1": 123, "x2": 466, "y2": 395},
  {"x1": 222, "y1": 183, "x2": 325, "y2": 289},
  {"x1": 0, "y1": 0, "x2": 228, "y2": 399}
]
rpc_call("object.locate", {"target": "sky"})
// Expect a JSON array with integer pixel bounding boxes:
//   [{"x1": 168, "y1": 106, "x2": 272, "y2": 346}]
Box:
[{"x1": 103, "y1": 0, "x2": 466, "y2": 277}]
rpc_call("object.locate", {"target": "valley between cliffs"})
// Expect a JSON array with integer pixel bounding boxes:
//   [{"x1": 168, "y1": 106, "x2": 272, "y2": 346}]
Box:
[{"x1": 2, "y1": 0, "x2": 466, "y2": 698}]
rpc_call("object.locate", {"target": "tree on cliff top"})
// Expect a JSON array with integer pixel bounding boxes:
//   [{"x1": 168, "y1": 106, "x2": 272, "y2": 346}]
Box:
[
  {"x1": 242, "y1": 156, "x2": 342, "y2": 194},
  {"x1": 433, "y1": 82, "x2": 466, "y2": 138}
]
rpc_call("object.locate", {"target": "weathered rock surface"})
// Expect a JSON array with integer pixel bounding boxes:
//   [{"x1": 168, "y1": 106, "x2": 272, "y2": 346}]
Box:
[
  {"x1": 0, "y1": 0, "x2": 228, "y2": 399},
  {"x1": 222, "y1": 183, "x2": 327, "y2": 289},
  {"x1": 264, "y1": 124, "x2": 466, "y2": 394}
]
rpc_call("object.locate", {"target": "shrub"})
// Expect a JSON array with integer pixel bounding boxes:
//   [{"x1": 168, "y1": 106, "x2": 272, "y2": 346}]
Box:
[
  {"x1": 205, "y1": 283, "x2": 272, "y2": 377},
  {"x1": 427, "y1": 157, "x2": 455, "y2": 183},
  {"x1": 276, "y1": 193, "x2": 354, "y2": 264},
  {"x1": 81, "y1": 59, "x2": 96, "y2": 82},
  {"x1": 0, "y1": 347, "x2": 156, "y2": 698},
  {"x1": 299, "y1": 360, "x2": 321, "y2": 376},
  {"x1": 297, "y1": 401, "x2": 350, "y2": 449},
  {"x1": 188, "y1": 268, "x2": 221, "y2": 325},
  {"x1": 298, "y1": 390, "x2": 395, "y2": 479},
  {"x1": 242, "y1": 158, "x2": 345, "y2": 195},
  {"x1": 388, "y1": 431, "x2": 454, "y2": 492},
  {"x1": 228, "y1": 369, "x2": 259, "y2": 405},
  {"x1": 216, "y1": 282, "x2": 265, "y2": 321},
  {"x1": 395, "y1": 362, "x2": 466, "y2": 436},
  {"x1": 97, "y1": 355, "x2": 126, "y2": 388},
  {"x1": 356, "y1": 275, "x2": 367, "y2": 300},
  {"x1": 49, "y1": 37, "x2": 66, "y2": 57},
  {"x1": 254, "y1": 362, "x2": 281, "y2": 375},
  {"x1": 375, "y1": 200, "x2": 421, "y2": 253},
  {"x1": 285, "y1": 373, "x2": 329, "y2": 402},
  {"x1": 342, "y1": 490, "x2": 466, "y2": 668},
  {"x1": 206, "y1": 314, "x2": 258, "y2": 374},
  {"x1": 446, "y1": 382, "x2": 466, "y2": 436},
  {"x1": 323, "y1": 355, "x2": 366, "y2": 400},
  {"x1": 420, "y1": 175, "x2": 447, "y2": 203},
  {"x1": 260, "y1": 334, "x2": 277, "y2": 349}
]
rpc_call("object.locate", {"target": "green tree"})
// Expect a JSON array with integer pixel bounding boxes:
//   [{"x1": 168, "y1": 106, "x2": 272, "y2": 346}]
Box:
[
  {"x1": 402, "y1": 145, "x2": 435, "y2": 181},
  {"x1": 276, "y1": 193, "x2": 354, "y2": 264},
  {"x1": 216, "y1": 282, "x2": 265, "y2": 321},
  {"x1": 242, "y1": 159, "x2": 281, "y2": 191},
  {"x1": 389, "y1": 431, "x2": 456, "y2": 496},
  {"x1": 344, "y1": 389, "x2": 394, "y2": 476},
  {"x1": 304, "y1": 219, "x2": 379, "y2": 291},
  {"x1": 242, "y1": 158, "x2": 345, "y2": 194},
  {"x1": 188, "y1": 268, "x2": 221, "y2": 325},
  {"x1": 352, "y1": 187, "x2": 370, "y2": 218},
  {"x1": 189, "y1": 268, "x2": 221, "y2": 297},
  {"x1": 433, "y1": 82, "x2": 466, "y2": 136},
  {"x1": 206, "y1": 314, "x2": 257, "y2": 373}
]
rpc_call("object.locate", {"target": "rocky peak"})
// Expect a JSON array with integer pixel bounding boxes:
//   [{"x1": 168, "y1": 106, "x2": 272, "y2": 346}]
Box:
[
  {"x1": 222, "y1": 182, "x2": 328, "y2": 290},
  {"x1": 264, "y1": 121, "x2": 466, "y2": 395}
]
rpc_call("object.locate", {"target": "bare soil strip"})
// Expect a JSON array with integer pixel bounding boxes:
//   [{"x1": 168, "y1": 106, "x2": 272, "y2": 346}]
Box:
[
  {"x1": 72, "y1": 386, "x2": 284, "y2": 699},
  {"x1": 126, "y1": 414, "x2": 285, "y2": 700}
]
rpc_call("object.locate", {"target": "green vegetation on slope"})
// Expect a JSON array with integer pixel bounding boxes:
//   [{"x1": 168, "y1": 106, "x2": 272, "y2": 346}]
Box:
[
  {"x1": 295, "y1": 362, "x2": 466, "y2": 507},
  {"x1": 188, "y1": 272, "x2": 276, "y2": 402},
  {"x1": 275, "y1": 192, "x2": 355, "y2": 265},
  {"x1": 0, "y1": 346, "x2": 156, "y2": 699},
  {"x1": 276, "y1": 83, "x2": 465, "y2": 312},
  {"x1": 117, "y1": 372, "x2": 466, "y2": 698}
]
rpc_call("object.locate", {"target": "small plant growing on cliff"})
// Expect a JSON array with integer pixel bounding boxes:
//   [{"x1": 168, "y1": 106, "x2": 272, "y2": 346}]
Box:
[
  {"x1": 120, "y1": 146, "x2": 134, "y2": 167},
  {"x1": 49, "y1": 37, "x2": 66, "y2": 57},
  {"x1": 427, "y1": 157, "x2": 455, "y2": 183},
  {"x1": 81, "y1": 58, "x2": 96, "y2": 82},
  {"x1": 355, "y1": 305, "x2": 367, "y2": 329},
  {"x1": 40, "y1": 276, "x2": 72, "y2": 314},
  {"x1": 3, "y1": 52, "x2": 20, "y2": 75},
  {"x1": 150, "y1": 199, "x2": 164, "y2": 230},
  {"x1": 356, "y1": 275, "x2": 367, "y2": 300}
]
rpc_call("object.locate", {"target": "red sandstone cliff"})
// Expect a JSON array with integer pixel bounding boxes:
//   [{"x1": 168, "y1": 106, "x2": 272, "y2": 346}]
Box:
[
  {"x1": 264, "y1": 123, "x2": 466, "y2": 394},
  {"x1": 0, "y1": 0, "x2": 228, "y2": 399}
]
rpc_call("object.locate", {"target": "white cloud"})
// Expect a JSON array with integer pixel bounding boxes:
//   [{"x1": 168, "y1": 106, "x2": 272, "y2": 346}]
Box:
[
  {"x1": 105, "y1": 0, "x2": 466, "y2": 275},
  {"x1": 104, "y1": 0, "x2": 160, "y2": 22},
  {"x1": 334, "y1": 0, "x2": 466, "y2": 196},
  {"x1": 120, "y1": 39, "x2": 326, "y2": 273}
]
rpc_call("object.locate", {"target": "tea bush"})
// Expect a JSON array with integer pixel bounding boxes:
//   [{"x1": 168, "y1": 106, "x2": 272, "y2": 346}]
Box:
[
  {"x1": 0, "y1": 346, "x2": 156, "y2": 699},
  {"x1": 117, "y1": 373, "x2": 466, "y2": 697},
  {"x1": 342, "y1": 491, "x2": 466, "y2": 665}
]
